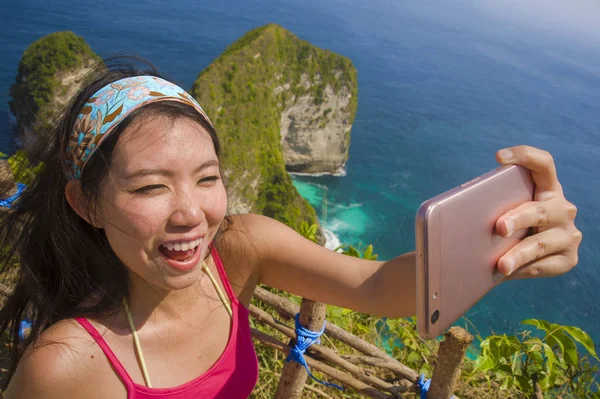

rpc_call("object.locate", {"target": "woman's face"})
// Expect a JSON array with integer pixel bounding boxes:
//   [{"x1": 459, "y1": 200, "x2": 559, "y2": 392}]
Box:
[{"x1": 97, "y1": 114, "x2": 227, "y2": 290}]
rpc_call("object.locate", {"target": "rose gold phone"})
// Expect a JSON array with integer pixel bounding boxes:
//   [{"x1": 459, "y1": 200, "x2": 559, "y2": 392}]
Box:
[{"x1": 416, "y1": 164, "x2": 534, "y2": 340}]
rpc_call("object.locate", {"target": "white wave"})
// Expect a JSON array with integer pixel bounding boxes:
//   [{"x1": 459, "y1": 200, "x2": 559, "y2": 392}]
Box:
[
  {"x1": 331, "y1": 202, "x2": 364, "y2": 210},
  {"x1": 289, "y1": 164, "x2": 346, "y2": 177},
  {"x1": 290, "y1": 179, "x2": 330, "y2": 191},
  {"x1": 326, "y1": 218, "x2": 350, "y2": 231},
  {"x1": 332, "y1": 164, "x2": 347, "y2": 177},
  {"x1": 323, "y1": 228, "x2": 342, "y2": 251}
]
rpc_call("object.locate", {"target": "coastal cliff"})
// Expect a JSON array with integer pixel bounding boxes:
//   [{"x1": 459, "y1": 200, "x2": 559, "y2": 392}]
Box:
[
  {"x1": 9, "y1": 31, "x2": 100, "y2": 150},
  {"x1": 191, "y1": 24, "x2": 357, "y2": 221},
  {"x1": 279, "y1": 73, "x2": 354, "y2": 174},
  {"x1": 9, "y1": 26, "x2": 358, "y2": 230}
]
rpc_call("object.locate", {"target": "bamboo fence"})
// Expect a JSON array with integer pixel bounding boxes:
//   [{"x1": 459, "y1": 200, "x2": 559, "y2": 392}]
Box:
[{"x1": 252, "y1": 286, "x2": 474, "y2": 399}]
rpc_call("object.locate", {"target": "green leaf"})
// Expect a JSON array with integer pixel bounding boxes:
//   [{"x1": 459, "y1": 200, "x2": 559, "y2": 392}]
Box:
[
  {"x1": 546, "y1": 335, "x2": 563, "y2": 356},
  {"x1": 488, "y1": 337, "x2": 502, "y2": 362},
  {"x1": 524, "y1": 337, "x2": 543, "y2": 347},
  {"x1": 472, "y1": 353, "x2": 496, "y2": 373},
  {"x1": 346, "y1": 246, "x2": 360, "y2": 258},
  {"x1": 364, "y1": 244, "x2": 373, "y2": 259},
  {"x1": 522, "y1": 318, "x2": 552, "y2": 334},
  {"x1": 496, "y1": 364, "x2": 513, "y2": 375},
  {"x1": 515, "y1": 375, "x2": 531, "y2": 392},
  {"x1": 334, "y1": 244, "x2": 346, "y2": 252},
  {"x1": 540, "y1": 343, "x2": 556, "y2": 389},
  {"x1": 562, "y1": 325, "x2": 598, "y2": 359},
  {"x1": 498, "y1": 335, "x2": 521, "y2": 358},
  {"x1": 554, "y1": 331, "x2": 579, "y2": 367},
  {"x1": 407, "y1": 351, "x2": 421, "y2": 365}
]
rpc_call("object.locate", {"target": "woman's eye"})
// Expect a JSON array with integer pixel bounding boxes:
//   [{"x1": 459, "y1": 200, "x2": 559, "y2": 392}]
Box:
[
  {"x1": 198, "y1": 176, "x2": 219, "y2": 185},
  {"x1": 135, "y1": 185, "x2": 165, "y2": 194}
]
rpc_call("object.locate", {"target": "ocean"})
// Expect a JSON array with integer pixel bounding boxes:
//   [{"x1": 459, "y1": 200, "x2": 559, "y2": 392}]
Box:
[{"x1": 1, "y1": 0, "x2": 599, "y2": 346}]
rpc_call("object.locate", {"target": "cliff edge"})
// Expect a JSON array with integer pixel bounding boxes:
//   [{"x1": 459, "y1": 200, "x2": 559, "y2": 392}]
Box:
[
  {"x1": 191, "y1": 24, "x2": 357, "y2": 224},
  {"x1": 9, "y1": 31, "x2": 100, "y2": 149}
]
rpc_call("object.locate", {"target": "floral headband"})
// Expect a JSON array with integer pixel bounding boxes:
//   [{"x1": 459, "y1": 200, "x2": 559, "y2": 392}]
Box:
[{"x1": 65, "y1": 76, "x2": 213, "y2": 180}]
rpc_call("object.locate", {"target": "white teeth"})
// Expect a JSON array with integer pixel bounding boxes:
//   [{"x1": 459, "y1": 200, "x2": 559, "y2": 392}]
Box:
[{"x1": 162, "y1": 238, "x2": 202, "y2": 252}]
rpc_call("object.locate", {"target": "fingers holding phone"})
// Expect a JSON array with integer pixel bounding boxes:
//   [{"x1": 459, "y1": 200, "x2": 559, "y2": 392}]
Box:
[
  {"x1": 497, "y1": 226, "x2": 580, "y2": 277},
  {"x1": 415, "y1": 146, "x2": 581, "y2": 340},
  {"x1": 495, "y1": 145, "x2": 582, "y2": 279}
]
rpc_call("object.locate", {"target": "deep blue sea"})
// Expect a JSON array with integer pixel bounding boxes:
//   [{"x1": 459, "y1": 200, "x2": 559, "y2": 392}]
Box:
[{"x1": 2, "y1": 0, "x2": 599, "y2": 347}]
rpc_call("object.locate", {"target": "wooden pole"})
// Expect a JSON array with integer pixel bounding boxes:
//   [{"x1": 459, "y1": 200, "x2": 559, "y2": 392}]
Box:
[
  {"x1": 274, "y1": 299, "x2": 327, "y2": 399},
  {"x1": 250, "y1": 304, "x2": 409, "y2": 392},
  {"x1": 253, "y1": 329, "x2": 395, "y2": 399},
  {"x1": 254, "y1": 286, "x2": 413, "y2": 372},
  {"x1": 427, "y1": 327, "x2": 473, "y2": 399},
  {"x1": 531, "y1": 374, "x2": 544, "y2": 399}
]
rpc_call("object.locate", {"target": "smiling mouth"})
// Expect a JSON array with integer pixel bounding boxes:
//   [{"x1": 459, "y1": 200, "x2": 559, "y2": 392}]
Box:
[{"x1": 159, "y1": 240, "x2": 202, "y2": 262}]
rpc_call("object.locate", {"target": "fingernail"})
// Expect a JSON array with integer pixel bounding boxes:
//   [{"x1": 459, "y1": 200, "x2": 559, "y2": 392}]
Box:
[
  {"x1": 498, "y1": 149, "x2": 513, "y2": 161},
  {"x1": 505, "y1": 218, "x2": 514, "y2": 237},
  {"x1": 504, "y1": 257, "x2": 515, "y2": 275}
]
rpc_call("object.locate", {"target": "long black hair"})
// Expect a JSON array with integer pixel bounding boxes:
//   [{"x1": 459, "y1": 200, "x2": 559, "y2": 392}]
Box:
[{"x1": 0, "y1": 57, "x2": 221, "y2": 387}]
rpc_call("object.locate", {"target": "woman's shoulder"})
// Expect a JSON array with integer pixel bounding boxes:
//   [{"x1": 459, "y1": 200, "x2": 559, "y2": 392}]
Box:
[
  {"x1": 217, "y1": 213, "x2": 263, "y2": 254},
  {"x1": 219, "y1": 213, "x2": 315, "y2": 263},
  {"x1": 217, "y1": 213, "x2": 285, "y2": 267},
  {"x1": 221, "y1": 213, "x2": 281, "y2": 243},
  {"x1": 4, "y1": 319, "x2": 107, "y2": 398},
  {"x1": 215, "y1": 214, "x2": 271, "y2": 303}
]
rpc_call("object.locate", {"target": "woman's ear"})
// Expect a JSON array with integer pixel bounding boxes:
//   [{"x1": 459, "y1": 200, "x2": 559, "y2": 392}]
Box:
[{"x1": 65, "y1": 180, "x2": 104, "y2": 229}]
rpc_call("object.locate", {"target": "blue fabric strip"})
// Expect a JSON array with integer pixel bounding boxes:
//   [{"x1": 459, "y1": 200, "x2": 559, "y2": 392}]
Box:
[
  {"x1": 285, "y1": 313, "x2": 344, "y2": 391},
  {"x1": 0, "y1": 183, "x2": 26, "y2": 208}
]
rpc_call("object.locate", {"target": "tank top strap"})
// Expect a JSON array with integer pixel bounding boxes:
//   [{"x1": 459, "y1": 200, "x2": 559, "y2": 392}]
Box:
[
  {"x1": 74, "y1": 317, "x2": 135, "y2": 392},
  {"x1": 210, "y1": 245, "x2": 239, "y2": 305}
]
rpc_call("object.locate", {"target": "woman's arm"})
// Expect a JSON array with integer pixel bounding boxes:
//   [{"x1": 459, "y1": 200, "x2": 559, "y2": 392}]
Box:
[
  {"x1": 241, "y1": 145, "x2": 580, "y2": 320},
  {"x1": 240, "y1": 213, "x2": 417, "y2": 318}
]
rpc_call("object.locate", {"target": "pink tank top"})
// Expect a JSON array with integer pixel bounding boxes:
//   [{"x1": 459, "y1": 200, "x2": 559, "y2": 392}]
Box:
[{"x1": 74, "y1": 247, "x2": 259, "y2": 398}]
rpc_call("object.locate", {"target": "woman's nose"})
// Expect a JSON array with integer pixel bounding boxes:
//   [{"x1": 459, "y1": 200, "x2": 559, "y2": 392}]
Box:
[{"x1": 169, "y1": 191, "x2": 205, "y2": 227}]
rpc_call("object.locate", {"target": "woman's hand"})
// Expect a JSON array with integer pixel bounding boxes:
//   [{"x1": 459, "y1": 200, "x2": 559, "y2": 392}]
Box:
[{"x1": 494, "y1": 145, "x2": 582, "y2": 278}]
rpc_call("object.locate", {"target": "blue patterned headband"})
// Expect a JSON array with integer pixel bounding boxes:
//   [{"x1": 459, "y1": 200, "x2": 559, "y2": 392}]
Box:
[{"x1": 65, "y1": 76, "x2": 213, "y2": 180}]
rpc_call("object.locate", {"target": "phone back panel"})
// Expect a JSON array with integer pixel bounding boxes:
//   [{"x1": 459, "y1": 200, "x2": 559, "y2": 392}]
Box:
[{"x1": 416, "y1": 165, "x2": 534, "y2": 339}]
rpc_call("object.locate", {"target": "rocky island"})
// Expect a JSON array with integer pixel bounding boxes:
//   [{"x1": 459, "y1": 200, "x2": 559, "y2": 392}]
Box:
[
  {"x1": 8, "y1": 25, "x2": 358, "y2": 231},
  {"x1": 191, "y1": 24, "x2": 357, "y2": 223},
  {"x1": 9, "y1": 31, "x2": 100, "y2": 150}
]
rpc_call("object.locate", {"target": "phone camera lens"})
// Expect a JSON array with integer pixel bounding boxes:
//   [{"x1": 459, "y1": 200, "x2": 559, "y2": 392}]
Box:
[{"x1": 431, "y1": 309, "x2": 440, "y2": 324}]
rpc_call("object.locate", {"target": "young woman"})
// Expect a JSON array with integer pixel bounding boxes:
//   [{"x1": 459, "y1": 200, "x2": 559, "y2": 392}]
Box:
[{"x1": 0, "y1": 60, "x2": 581, "y2": 398}]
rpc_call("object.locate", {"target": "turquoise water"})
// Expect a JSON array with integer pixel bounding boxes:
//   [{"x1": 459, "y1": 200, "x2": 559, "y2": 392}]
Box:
[{"x1": 2, "y1": 0, "x2": 599, "y2": 347}]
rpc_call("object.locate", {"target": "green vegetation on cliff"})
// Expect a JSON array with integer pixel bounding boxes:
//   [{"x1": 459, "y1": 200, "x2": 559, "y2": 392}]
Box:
[
  {"x1": 191, "y1": 24, "x2": 357, "y2": 229},
  {"x1": 9, "y1": 31, "x2": 100, "y2": 132}
]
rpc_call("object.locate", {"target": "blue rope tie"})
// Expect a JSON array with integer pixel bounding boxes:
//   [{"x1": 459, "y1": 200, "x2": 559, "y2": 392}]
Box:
[
  {"x1": 0, "y1": 183, "x2": 26, "y2": 209},
  {"x1": 285, "y1": 313, "x2": 343, "y2": 391},
  {"x1": 418, "y1": 374, "x2": 455, "y2": 399},
  {"x1": 418, "y1": 374, "x2": 431, "y2": 399},
  {"x1": 19, "y1": 318, "x2": 32, "y2": 341}
]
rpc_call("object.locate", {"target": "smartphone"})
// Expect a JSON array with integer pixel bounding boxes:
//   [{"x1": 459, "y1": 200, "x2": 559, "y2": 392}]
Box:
[{"x1": 415, "y1": 164, "x2": 534, "y2": 340}]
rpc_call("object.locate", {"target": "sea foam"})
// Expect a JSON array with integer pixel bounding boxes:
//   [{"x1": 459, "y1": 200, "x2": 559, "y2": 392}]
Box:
[{"x1": 323, "y1": 228, "x2": 342, "y2": 251}]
